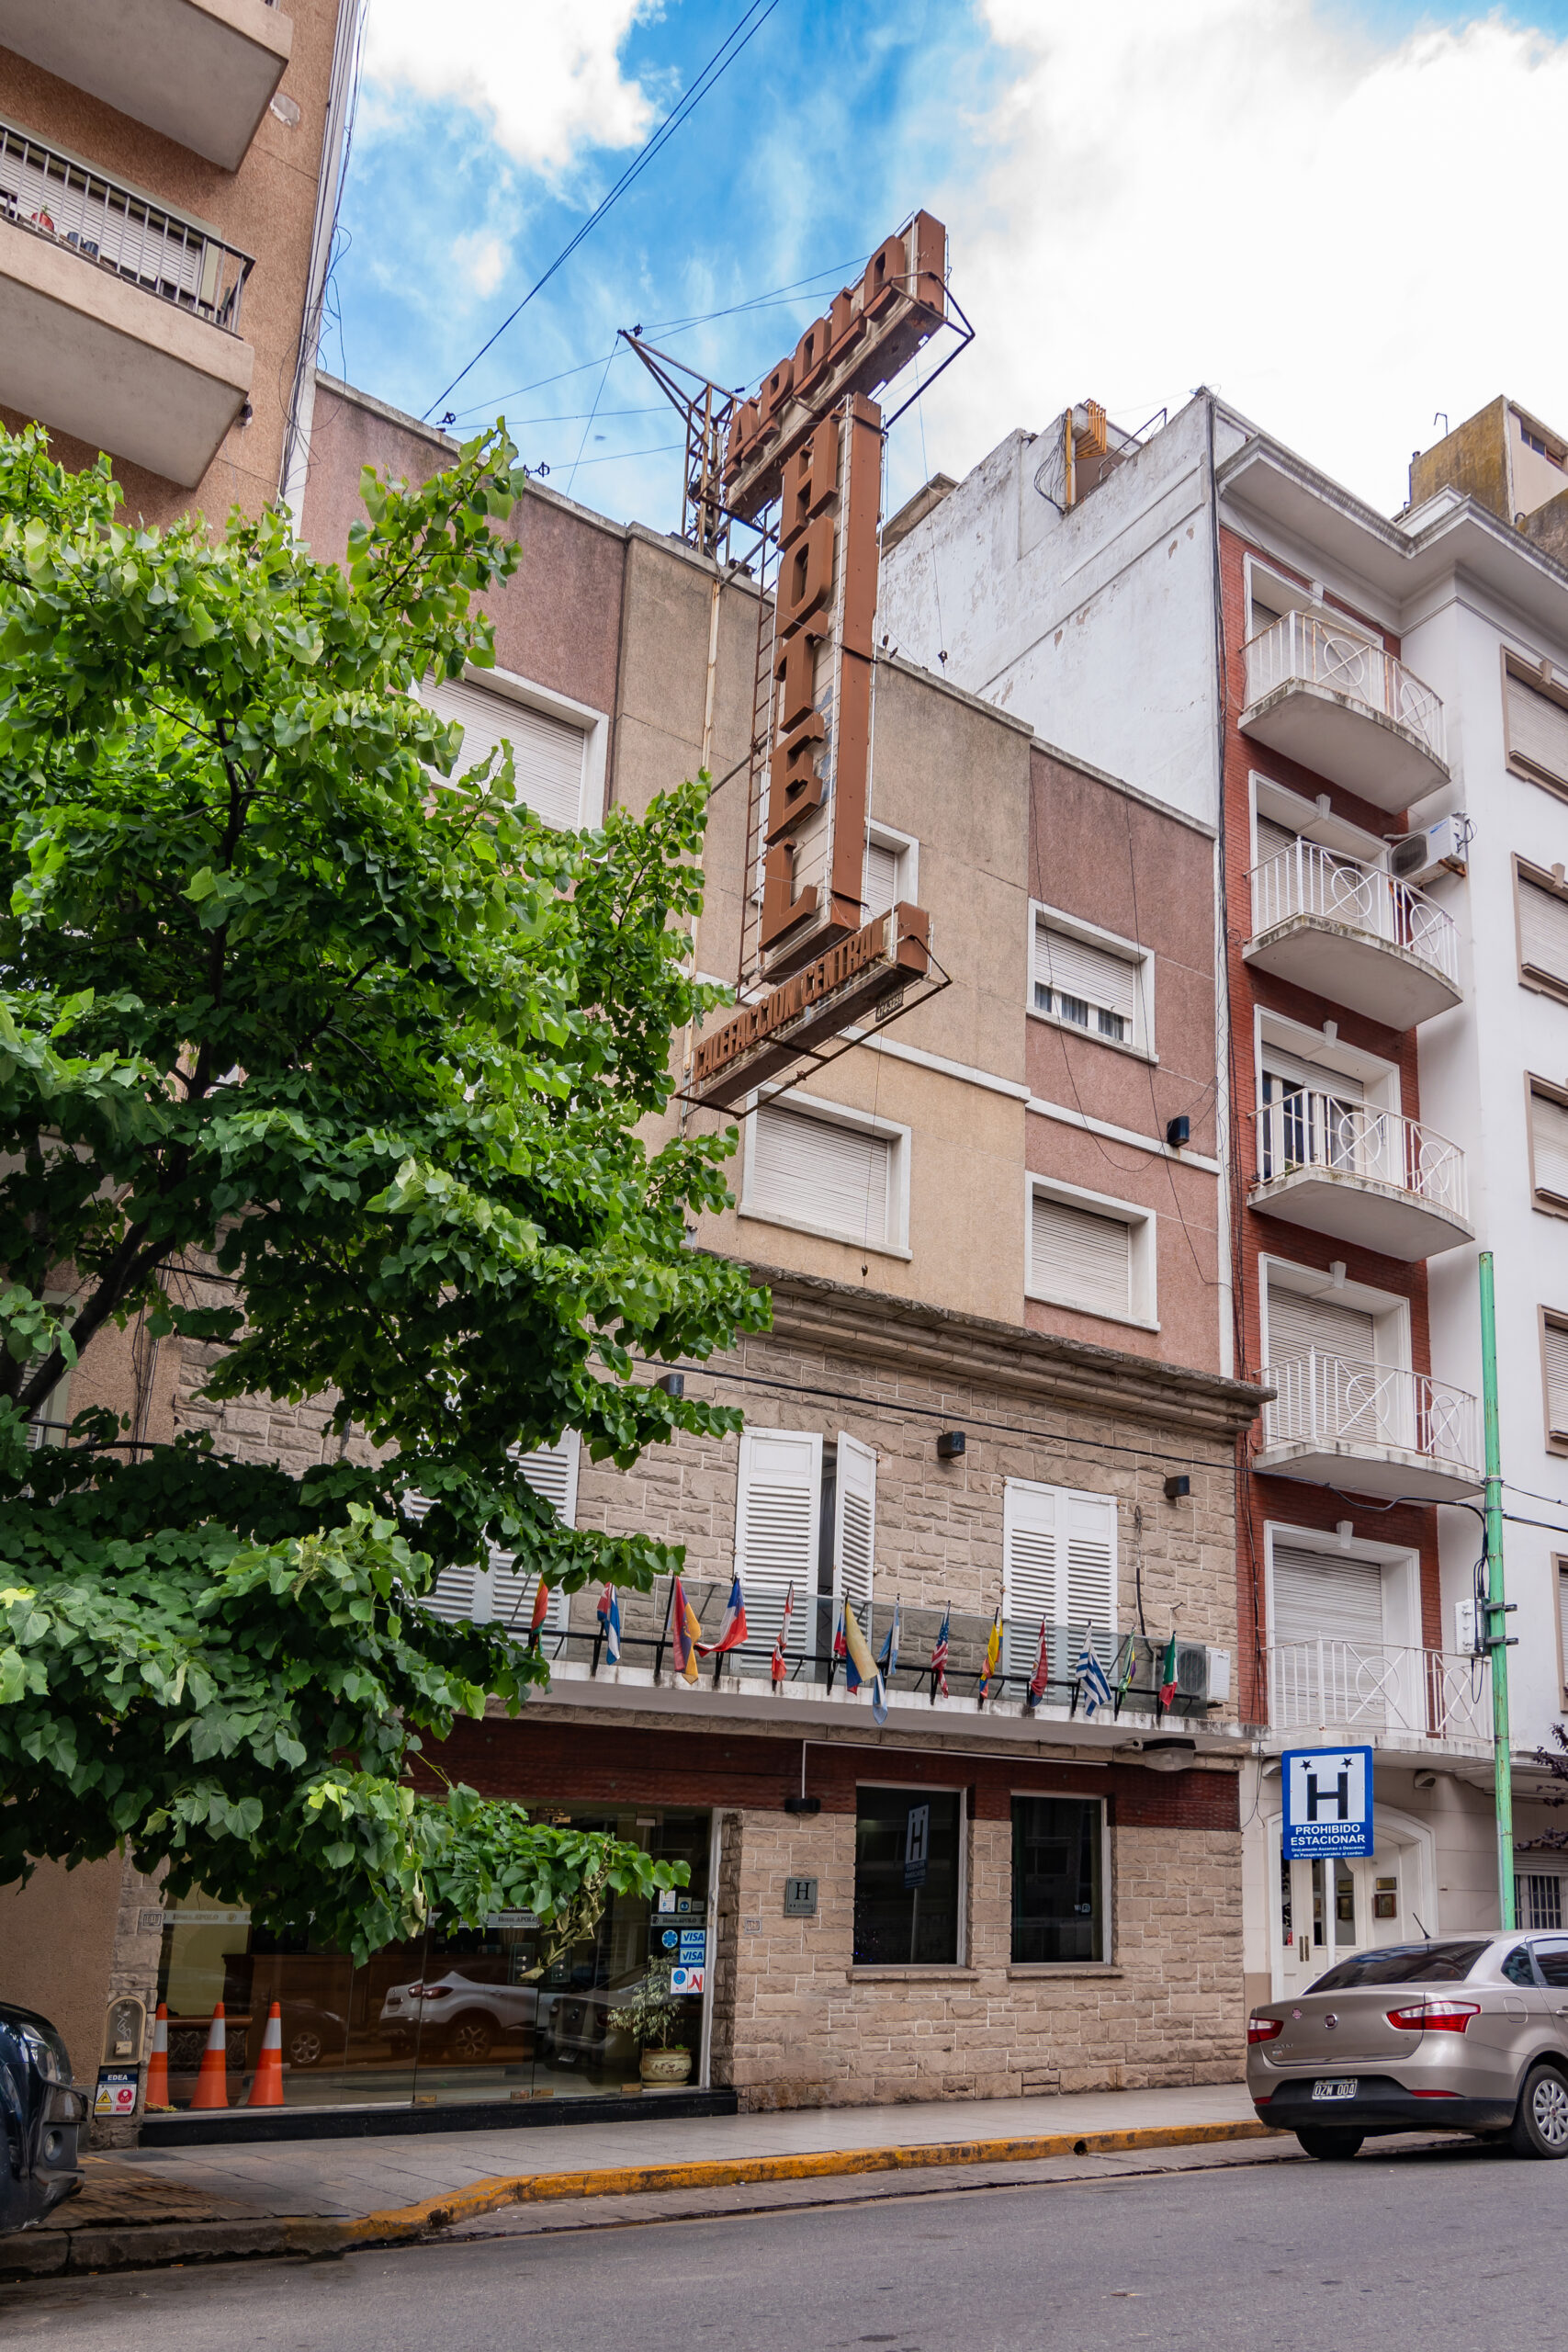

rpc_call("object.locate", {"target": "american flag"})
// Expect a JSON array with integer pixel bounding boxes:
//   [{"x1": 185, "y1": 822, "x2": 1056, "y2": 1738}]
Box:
[
  {"x1": 930, "y1": 1602, "x2": 950, "y2": 1696},
  {"x1": 771, "y1": 1583, "x2": 795, "y2": 1685}
]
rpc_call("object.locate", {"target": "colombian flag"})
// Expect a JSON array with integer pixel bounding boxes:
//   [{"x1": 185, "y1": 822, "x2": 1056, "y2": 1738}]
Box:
[
  {"x1": 671, "y1": 1577, "x2": 703, "y2": 1683},
  {"x1": 976, "y1": 1607, "x2": 1003, "y2": 1705}
]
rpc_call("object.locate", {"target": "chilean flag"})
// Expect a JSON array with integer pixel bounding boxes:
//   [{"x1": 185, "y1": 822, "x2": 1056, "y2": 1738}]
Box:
[{"x1": 699, "y1": 1574, "x2": 748, "y2": 1658}]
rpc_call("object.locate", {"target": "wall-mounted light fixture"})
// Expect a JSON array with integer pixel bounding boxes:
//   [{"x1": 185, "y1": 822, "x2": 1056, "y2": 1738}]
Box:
[
  {"x1": 1163, "y1": 1474, "x2": 1190, "y2": 1502},
  {"x1": 656, "y1": 1373, "x2": 685, "y2": 1399},
  {"x1": 784, "y1": 1793, "x2": 821, "y2": 1816},
  {"x1": 936, "y1": 1430, "x2": 966, "y2": 1460},
  {"x1": 1165, "y1": 1115, "x2": 1190, "y2": 1150}
]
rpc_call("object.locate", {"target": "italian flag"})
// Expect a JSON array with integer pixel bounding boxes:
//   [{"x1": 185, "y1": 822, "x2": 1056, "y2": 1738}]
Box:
[{"x1": 1158, "y1": 1633, "x2": 1179, "y2": 1713}]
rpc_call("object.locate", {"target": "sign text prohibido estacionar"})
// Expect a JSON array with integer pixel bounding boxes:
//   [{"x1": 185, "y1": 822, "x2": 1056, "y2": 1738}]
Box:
[{"x1": 1281, "y1": 1746, "x2": 1375, "y2": 1860}]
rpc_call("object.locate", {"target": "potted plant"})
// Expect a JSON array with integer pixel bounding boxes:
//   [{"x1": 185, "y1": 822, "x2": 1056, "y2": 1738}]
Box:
[{"x1": 610, "y1": 1961, "x2": 693, "y2": 2086}]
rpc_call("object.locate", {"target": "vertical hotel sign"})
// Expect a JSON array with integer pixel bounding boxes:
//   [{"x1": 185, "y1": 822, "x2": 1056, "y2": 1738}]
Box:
[{"x1": 688, "y1": 215, "x2": 951, "y2": 1110}]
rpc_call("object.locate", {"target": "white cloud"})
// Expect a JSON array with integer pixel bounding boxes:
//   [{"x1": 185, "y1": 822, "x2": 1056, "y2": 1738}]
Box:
[
  {"x1": 451, "y1": 230, "x2": 510, "y2": 298},
  {"x1": 922, "y1": 3, "x2": 1568, "y2": 514},
  {"x1": 363, "y1": 0, "x2": 658, "y2": 175}
]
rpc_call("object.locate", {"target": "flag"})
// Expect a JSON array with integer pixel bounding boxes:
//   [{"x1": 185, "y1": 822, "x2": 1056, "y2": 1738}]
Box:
[
  {"x1": 1076, "y1": 1638, "x2": 1113, "y2": 1717},
  {"x1": 1158, "y1": 1631, "x2": 1179, "y2": 1713},
  {"x1": 1111, "y1": 1632, "x2": 1136, "y2": 1718},
  {"x1": 832, "y1": 1599, "x2": 849, "y2": 1671},
  {"x1": 976, "y1": 1607, "x2": 1002, "y2": 1705},
  {"x1": 671, "y1": 1577, "x2": 703, "y2": 1684},
  {"x1": 596, "y1": 1583, "x2": 622, "y2": 1667},
  {"x1": 698, "y1": 1573, "x2": 749, "y2": 1658},
  {"x1": 1025, "y1": 1619, "x2": 1050, "y2": 1710},
  {"x1": 840, "y1": 1602, "x2": 885, "y2": 1718},
  {"x1": 876, "y1": 1600, "x2": 902, "y2": 1683},
  {"x1": 529, "y1": 1577, "x2": 552, "y2": 1642},
  {"x1": 930, "y1": 1604, "x2": 950, "y2": 1697},
  {"x1": 771, "y1": 1583, "x2": 795, "y2": 1685}
]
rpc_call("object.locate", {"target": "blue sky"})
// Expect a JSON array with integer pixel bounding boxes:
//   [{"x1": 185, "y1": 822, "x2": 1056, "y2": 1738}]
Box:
[{"x1": 327, "y1": 1, "x2": 1568, "y2": 524}]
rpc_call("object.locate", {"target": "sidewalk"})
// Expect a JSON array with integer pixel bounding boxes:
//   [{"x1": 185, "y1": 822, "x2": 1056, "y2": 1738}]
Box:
[{"x1": 8, "y1": 2082, "x2": 1280, "y2": 2278}]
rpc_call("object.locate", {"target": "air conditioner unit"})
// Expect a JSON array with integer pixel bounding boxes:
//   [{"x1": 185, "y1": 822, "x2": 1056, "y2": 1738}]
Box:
[
  {"x1": 1205, "y1": 1646, "x2": 1232, "y2": 1707},
  {"x1": 1388, "y1": 812, "x2": 1468, "y2": 888},
  {"x1": 1174, "y1": 1640, "x2": 1210, "y2": 1704}
]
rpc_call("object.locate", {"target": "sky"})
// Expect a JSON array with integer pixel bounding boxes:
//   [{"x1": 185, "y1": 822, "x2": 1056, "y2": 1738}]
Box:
[{"x1": 326, "y1": 1, "x2": 1568, "y2": 532}]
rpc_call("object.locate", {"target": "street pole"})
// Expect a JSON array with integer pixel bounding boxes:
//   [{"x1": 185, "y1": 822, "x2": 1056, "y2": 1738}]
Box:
[{"x1": 1478, "y1": 1250, "x2": 1516, "y2": 1930}]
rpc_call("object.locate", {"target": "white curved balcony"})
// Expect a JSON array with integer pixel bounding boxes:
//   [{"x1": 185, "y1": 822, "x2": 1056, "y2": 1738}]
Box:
[
  {"x1": 1246, "y1": 841, "x2": 1461, "y2": 1029},
  {"x1": 1241, "y1": 612, "x2": 1448, "y2": 810},
  {"x1": 1256, "y1": 1349, "x2": 1480, "y2": 1500},
  {"x1": 1269, "y1": 1639, "x2": 1491, "y2": 1745},
  {"x1": 1251, "y1": 1093, "x2": 1471, "y2": 1259}
]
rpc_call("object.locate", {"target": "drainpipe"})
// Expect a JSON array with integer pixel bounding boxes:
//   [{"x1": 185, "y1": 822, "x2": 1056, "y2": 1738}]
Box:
[{"x1": 1478, "y1": 1250, "x2": 1517, "y2": 1928}]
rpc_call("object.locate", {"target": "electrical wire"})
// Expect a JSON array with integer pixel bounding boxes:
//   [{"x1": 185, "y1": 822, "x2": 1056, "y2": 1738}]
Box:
[{"x1": 422, "y1": 0, "x2": 791, "y2": 422}]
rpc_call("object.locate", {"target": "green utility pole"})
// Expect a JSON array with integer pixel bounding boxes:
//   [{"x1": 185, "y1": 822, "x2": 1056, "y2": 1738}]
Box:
[{"x1": 1478, "y1": 1250, "x2": 1516, "y2": 1930}]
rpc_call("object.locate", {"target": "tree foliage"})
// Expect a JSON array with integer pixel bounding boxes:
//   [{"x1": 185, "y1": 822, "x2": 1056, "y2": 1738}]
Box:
[{"x1": 0, "y1": 420, "x2": 766, "y2": 1950}]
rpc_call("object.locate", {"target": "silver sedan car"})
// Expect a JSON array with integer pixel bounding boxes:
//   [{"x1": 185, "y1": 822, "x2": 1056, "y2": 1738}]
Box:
[{"x1": 1247, "y1": 1931, "x2": 1568, "y2": 2160}]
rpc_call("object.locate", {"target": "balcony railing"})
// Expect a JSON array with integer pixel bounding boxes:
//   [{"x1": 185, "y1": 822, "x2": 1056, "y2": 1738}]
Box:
[
  {"x1": 1255, "y1": 1093, "x2": 1468, "y2": 1221},
  {"x1": 1244, "y1": 611, "x2": 1446, "y2": 767},
  {"x1": 1269, "y1": 1638, "x2": 1491, "y2": 1742},
  {"x1": 0, "y1": 119, "x2": 253, "y2": 334},
  {"x1": 1261, "y1": 1350, "x2": 1478, "y2": 1476},
  {"x1": 1250, "y1": 841, "x2": 1459, "y2": 988}
]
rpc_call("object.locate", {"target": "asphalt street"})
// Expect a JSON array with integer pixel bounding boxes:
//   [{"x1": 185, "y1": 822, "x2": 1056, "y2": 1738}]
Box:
[{"x1": 5, "y1": 2139, "x2": 1563, "y2": 2351}]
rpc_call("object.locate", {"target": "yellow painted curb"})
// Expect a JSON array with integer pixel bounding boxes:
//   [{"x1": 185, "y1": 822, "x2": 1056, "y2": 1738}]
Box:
[{"x1": 294, "y1": 2117, "x2": 1280, "y2": 2250}]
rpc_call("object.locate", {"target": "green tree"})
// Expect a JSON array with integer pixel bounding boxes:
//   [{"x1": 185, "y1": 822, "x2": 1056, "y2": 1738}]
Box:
[{"x1": 0, "y1": 421, "x2": 765, "y2": 1958}]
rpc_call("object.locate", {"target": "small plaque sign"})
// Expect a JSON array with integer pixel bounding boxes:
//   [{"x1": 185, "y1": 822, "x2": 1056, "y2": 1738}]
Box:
[
  {"x1": 94, "y1": 2066, "x2": 139, "y2": 2119},
  {"x1": 784, "y1": 1875, "x2": 818, "y2": 1917}
]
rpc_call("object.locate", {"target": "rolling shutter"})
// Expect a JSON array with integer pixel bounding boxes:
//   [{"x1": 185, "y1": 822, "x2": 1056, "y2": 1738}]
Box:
[
  {"x1": 1271, "y1": 1543, "x2": 1384, "y2": 1648},
  {"x1": 1033, "y1": 922, "x2": 1136, "y2": 1024},
  {"x1": 1559, "y1": 1565, "x2": 1568, "y2": 1692},
  {"x1": 734, "y1": 1427, "x2": 821, "y2": 1659},
  {"x1": 1266, "y1": 1287, "x2": 1377, "y2": 1368},
  {"x1": 1255, "y1": 815, "x2": 1297, "y2": 867},
  {"x1": 423, "y1": 674, "x2": 587, "y2": 830},
  {"x1": 863, "y1": 836, "x2": 902, "y2": 921},
  {"x1": 1519, "y1": 876, "x2": 1568, "y2": 987},
  {"x1": 751, "y1": 1102, "x2": 894, "y2": 1248},
  {"x1": 834, "y1": 1431, "x2": 876, "y2": 1614},
  {"x1": 1546, "y1": 1325, "x2": 1568, "y2": 1438},
  {"x1": 1030, "y1": 1190, "x2": 1133, "y2": 1318},
  {"x1": 1532, "y1": 1090, "x2": 1568, "y2": 1202},
  {"x1": 1506, "y1": 669, "x2": 1568, "y2": 790}
]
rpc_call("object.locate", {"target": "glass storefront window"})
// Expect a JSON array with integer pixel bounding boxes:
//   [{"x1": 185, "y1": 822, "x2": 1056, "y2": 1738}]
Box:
[
  {"x1": 1010, "y1": 1796, "x2": 1105, "y2": 1963},
  {"x1": 152, "y1": 1808, "x2": 711, "y2": 2113},
  {"x1": 853, "y1": 1787, "x2": 962, "y2": 1966}
]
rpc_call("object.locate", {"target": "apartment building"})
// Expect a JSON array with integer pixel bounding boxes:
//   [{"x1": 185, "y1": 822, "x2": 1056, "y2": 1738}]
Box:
[
  {"x1": 92, "y1": 368, "x2": 1269, "y2": 2132},
  {"x1": 879, "y1": 388, "x2": 1568, "y2": 2012},
  {"x1": 0, "y1": 0, "x2": 358, "y2": 2105}
]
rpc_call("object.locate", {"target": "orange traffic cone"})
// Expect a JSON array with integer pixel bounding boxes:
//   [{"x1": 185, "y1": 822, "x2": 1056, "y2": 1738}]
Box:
[
  {"x1": 246, "y1": 2001, "x2": 285, "y2": 2108},
  {"x1": 190, "y1": 2001, "x2": 230, "y2": 2109},
  {"x1": 144, "y1": 2003, "x2": 172, "y2": 2110}
]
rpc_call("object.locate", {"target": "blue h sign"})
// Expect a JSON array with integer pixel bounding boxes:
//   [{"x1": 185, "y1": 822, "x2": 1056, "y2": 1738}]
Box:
[{"x1": 1282, "y1": 1747, "x2": 1374, "y2": 1858}]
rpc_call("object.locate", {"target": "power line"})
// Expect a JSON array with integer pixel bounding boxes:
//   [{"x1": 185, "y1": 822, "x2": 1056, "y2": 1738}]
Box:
[{"x1": 423, "y1": 0, "x2": 790, "y2": 423}]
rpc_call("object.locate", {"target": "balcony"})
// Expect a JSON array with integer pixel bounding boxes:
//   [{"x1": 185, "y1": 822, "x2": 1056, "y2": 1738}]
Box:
[
  {"x1": 0, "y1": 2, "x2": 291, "y2": 172},
  {"x1": 1246, "y1": 841, "x2": 1461, "y2": 1029},
  {"x1": 1255, "y1": 1349, "x2": 1480, "y2": 1500},
  {"x1": 1250, "y1": 1094, "x2": 1471, "y2": 1259},
  {"x1": 1241, "y1": 612, "x2": 1448, "y2": 810},
  {"x1": 1269, "y1": 1638, "x2": 1491, "y2": 1747},
  {"x1": 0, "y1": 120, "x2": 253, "y2": 487}
]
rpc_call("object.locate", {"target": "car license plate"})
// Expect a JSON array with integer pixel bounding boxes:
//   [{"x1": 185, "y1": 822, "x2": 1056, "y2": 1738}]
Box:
[{"x1": 1311, "y1": 2078, "x2": 1358, "y2": 2101}]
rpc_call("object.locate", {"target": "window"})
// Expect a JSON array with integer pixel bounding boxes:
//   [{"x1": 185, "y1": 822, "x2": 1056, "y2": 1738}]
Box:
[
  {"x1": 852, "y1": 1788, "x2": 962, "y2": 1966},
  {"x1": 1559, "y1": 1562, "x2": 1568, "y2": 1695},
  {"x1": 1028, "y1": 1179, "x2": 1153, "y2": 1326},
  {"x1": 1031, "y1": 914, "x2": 1145, "y2": 1049},
  {"x1": 733, "y1": 1427, "x2": 875, "y2": 1665},
  {"x1": 1517, "y1": 1876, "x2": 1565, "y2": 1933},
  {"x1": 418, "y1": 1435, "x2": 578, "y2": 1632},
  {"x1": 422, "y1": 669, "x2": 592, "y2": 829},
  {"x1": 1545, "y1": 1320, "x2": 1568, "y2": 1443},
  {"x1": 1535, "y1": 1939, "x2": 1568, "y2": 1988},
  {"x1": 1517, "y1": 863, "x2": 1568, "y2": 1001},
  {"x1": 1529, "y1": 1080, "x2": 1568, "y2": 1210},
  {"x1": 1002, "y1": 1480, "x2": 1117, "y2": 1674},
  {"x1": 1270, "y1": 1542, "x2": 1385, "y2": 1651},
  {"x1": 1011, "y1": 1796, "x2": 1106, "y2": 1963},
  {"x1": 862, "y1": 824, "x2": 917, "y2": 922},
  {"x1": 746, "y1": 1096, "x2": 905, "y2": 1251},
  {"x1": 1504, "y1": 655, "x2": 1568, "y2": 798}
]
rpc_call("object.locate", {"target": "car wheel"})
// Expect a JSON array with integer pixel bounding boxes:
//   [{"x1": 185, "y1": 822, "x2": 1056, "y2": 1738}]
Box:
[
  {"x1": 1294, "y1": 2129, "x2": 1364, "y2": 2161},
  {"x1": 447, "y1": 2013, "x2": 495, "y2": 2064},
  {"x1": 286, "y1": 2025, "x2": 324, "y2": 2068},
  {"x1": 1508, "y1": 2062, "x2": 1568, "y2": 2159}
]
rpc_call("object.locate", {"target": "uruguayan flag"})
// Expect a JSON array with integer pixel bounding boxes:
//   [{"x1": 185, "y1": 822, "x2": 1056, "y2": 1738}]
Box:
[{"x1": 1076, "y1": 1639, "x2": 1112, "y2": 1717}]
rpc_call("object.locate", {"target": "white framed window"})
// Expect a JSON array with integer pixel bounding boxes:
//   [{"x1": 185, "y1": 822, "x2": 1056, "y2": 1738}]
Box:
[
  {"x1": 1001, "y1": 1479, "x2": 1117, "y2": 1674},
  {"x1": 420, "y1": 662, "x2": 605, "y2": 830},
  {"x1": 1543, "y1": 1316, "x2": 1568, "y2": 1447},
  {"x1": 1558, "y1": 1560, "x2": 1568, "y2": 1699},
  {"x1": 414, "y1": 1434, "x2": 579, "y2": 1634},
  {"x1": 1264, "y1": 1524, "x2": 1420, "y2": 1659},
  {"x1": 1504, "y1": 651, "x2": 1568, "y2": 798},
  {"x1": 1517, "y1": 859, "x2": 1568, "y2": 1002},
  {"x1": 741, "y1": 1091, "x2": 910, "y2": 1256},
  {"x1": 1261, "y1": 1261, "x2": 1407, "y2": 1375},
  {"x1": 1029, "y1": 903, "x2": 1152, "y2": 1056},
  {"x1": 733, "y1": 1426, "x2": 876, "y2": 1661},
  {"x1": 1529, "y1": 1079, "x2": 1568, "y2": 1212},
  {"x1": 1026, "y1": 1174, "x2": 1156, "y2": 1329},
  {"x1": 863, "y1": 821, "x2": 918, "y2": 922}
]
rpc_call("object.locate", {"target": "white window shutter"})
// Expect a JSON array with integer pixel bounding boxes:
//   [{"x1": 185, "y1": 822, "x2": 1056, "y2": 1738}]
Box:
[
  {"x1": 834, "y1": 1431, "x2": 877, "y2": 1614},
  {"x1": 1546, "y1": 1326, "x2": 1568, "y2": 1437},
  {"x1": 863, "y1": 835, "x2": 902, "y2": 921},
  {"x1": 751, "y1": 1102, "x2": 894, "y2": 1248},
  {"x1": 1031, "y1": 1191, "x2": 1133, "y2": 1318},
  {"x1": 1533, "y1": 1091, "x2": 1568, "y2": 1201},
  {"x1": 1063, "y1": 1490, "x2": 1117, "y2": 1636},
  {"x1": 1033, "y1": 922, "x2": 1136, "y2": 1023},
  {"x1": 735, "y1": 1428, "x2": 822, "y2": 1658},
  {"x1": 1002, "y1": 1479, "x2": 1058, "y2": 1671},
  {"x1": 1507, "y1": 671, "x2": 1568, "y2": 789},
  {"x1": 1520, "y1": 877, "x2": 1568, "y2": 985},
  {"x1": 518, "y1": 1432, "x2": 581, "y2": 1528},
  {"x1": 1271, "y1": 1544, "x2": 1385, "y2": 1647},
  {"x1": 423, "y1": 674, "x2": 587, "y2": 830},
  {"x1": 1266, "y1": 1288, "x2": 1377, "y2": 1367},
  {"x1": 1559, "y1": 1565, "x2": 1568, "y2": 1688}
]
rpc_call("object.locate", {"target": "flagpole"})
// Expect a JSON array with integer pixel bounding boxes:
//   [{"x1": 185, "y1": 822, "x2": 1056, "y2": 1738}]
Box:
[{"x1": 653, "y1": 1576, "x2": 675, "y2": 1682}]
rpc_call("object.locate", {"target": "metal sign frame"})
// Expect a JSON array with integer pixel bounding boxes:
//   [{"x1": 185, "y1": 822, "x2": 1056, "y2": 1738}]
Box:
[{"x1": 1281, "y1": 1745, "x2": 1375, "y2": 1860}]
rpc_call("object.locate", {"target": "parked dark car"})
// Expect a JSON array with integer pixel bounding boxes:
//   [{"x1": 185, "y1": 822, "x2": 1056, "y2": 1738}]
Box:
[{"x1": 0, "y1": 2002, "x2": 86, "y2": 2233}]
